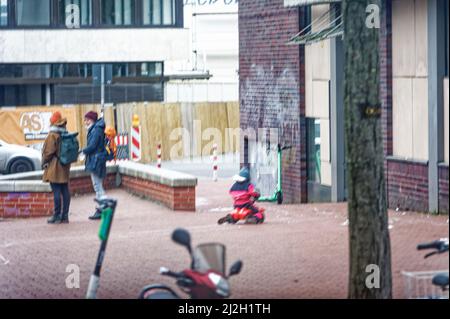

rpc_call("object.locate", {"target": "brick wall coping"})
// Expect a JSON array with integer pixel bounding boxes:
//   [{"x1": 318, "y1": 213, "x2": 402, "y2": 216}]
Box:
[
  {"x1": 0, "y1": 164, "x2": 119, "y2": 182},
  {"x1": 118, "y1": 161, "x2": 197, "y2": 188},
  {"x1": 438, "y1": 163, "x2": 449, "y2": 168},
  {"x1": 386, "y1": 156, "x2": 428, "y2": 165},
  {"x1": 0, "y1": 180, "x2": 51, "y2": 192},
  {"x1": 0, "y1": 170, "x2": 44, "y2": 181},
  {"x1": 0, "y1": 162, "x2": 196, "y2": 191}
]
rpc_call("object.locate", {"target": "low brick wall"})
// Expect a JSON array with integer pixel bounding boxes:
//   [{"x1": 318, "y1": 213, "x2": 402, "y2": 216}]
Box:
[
  {"x1": 119, "y1": 162, "x2": 196, "y2": 211},
  {"x1": 439, "y1": 164, "x2": 449, "y2": 213},
  {"x1": 0, "y1": 182, "x2": 53, "y2": 218},
  {"x1": 386, "y1": 157, "x2": 429, "y2": 212},
  {"x1": 0, "y1": 163, "x2": 197, "y2": 218},
  {"x1": 69, "y1": 166, "x2": 118, "y2": 196}
]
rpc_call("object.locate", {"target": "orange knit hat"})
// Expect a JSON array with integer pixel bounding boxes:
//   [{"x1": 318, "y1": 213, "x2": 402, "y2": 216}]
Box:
[{"x1": 50, "y1": 111, "x2": 62, "y2": 125}]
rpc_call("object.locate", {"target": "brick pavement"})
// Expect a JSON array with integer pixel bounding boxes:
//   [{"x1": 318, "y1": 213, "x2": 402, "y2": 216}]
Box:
[{"x1": 0, "y1": 179, "x2": 448, "y2": 299}]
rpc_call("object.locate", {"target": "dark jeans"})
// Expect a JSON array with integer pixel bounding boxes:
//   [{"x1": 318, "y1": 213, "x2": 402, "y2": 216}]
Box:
[{"x1": 50, "y1": 183, "x2": 71, "y2": 217}]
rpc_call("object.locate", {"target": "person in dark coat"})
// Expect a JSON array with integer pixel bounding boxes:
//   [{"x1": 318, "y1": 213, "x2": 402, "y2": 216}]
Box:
[
  {"x1": 42, "y1": 111, "x2": 72, "y2": 224},
  {"x1": 82, "y1": 111, "x2": 107, "y2": 220}
]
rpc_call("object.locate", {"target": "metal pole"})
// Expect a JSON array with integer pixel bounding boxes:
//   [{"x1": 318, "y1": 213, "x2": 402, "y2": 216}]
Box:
[
  {"x1": 427, "y1": 0, "x2": 445, "y2": 212},
  {"x1": 101, "y1": 64, "x2": 105, "y2": 113}
]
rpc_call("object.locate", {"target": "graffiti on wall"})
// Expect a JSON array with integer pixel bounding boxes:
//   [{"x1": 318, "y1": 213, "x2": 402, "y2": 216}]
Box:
[{"x1": 241, "y1": 64, "x2": 301, "y2": 197}]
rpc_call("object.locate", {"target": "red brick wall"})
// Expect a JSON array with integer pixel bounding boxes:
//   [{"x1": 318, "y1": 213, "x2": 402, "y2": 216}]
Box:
[
  {"x1": 0, "y1": 192, "x2": 53, "y2": 218},
  {"x1": 69, "y1": 174, "x2": 117, "y2": 196},
  {"x1": 439, "y1": 165, "x2": 449, "y2": 213},
  {"x1": 121, "y1": 176, "x2": 195, "y2": 212},
  {"x1": 380, "y1": 0, "x2": 393, "y2": 158},
  {"x1": 380, "y1": 1, "x2": 449, "y2": 213},
  {"x1": 239, "y1": 0, "x2": 307, "y2": 203},
  {"x1": 387, "y1": 159, "x2": 429, "y2": 212}
]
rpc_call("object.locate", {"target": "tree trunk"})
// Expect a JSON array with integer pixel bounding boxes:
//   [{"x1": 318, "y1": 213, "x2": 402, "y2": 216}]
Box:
[{"x1": 343, "y1": 0, "x2": 392, "y2": 299}]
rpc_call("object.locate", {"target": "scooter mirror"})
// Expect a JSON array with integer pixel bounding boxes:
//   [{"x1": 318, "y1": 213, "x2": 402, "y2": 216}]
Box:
[
  {"x1": 172, "y1": 228, "x2": 192, "y2": 254},
  {"x1": 229, "y1": 260, "x2": 243, "y2": 277}
]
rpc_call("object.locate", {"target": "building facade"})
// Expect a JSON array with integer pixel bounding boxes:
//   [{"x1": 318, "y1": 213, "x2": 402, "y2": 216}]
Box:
[
  {"x1": 0, "y1": 0, "x2": 188, "y2": 106},
  {"x1": 165, "y1": 0, "x2": 239, "y2": 102},
  {"x1": 239, "y1": 0, "x2": 449, "y2": 213}
]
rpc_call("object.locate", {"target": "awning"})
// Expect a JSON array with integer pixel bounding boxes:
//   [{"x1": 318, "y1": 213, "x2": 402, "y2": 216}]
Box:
[
  {"x1": 287, "y1": 4, "x2": 343, "y2": 45},
  {"x1": 284, "y1": 0, "x2": 341, "y2": 7}
]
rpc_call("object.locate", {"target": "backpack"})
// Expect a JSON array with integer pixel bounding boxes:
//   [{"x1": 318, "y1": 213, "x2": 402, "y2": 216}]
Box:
[
  {"x1": 59, "y1": 132, "x2": 80, "y2": 165},
  {"x1": 105, "y1": 137, "x2": 116, "y2": 161},
  {"x1": 104, "y1": 126, "x2": 117, "y2": 162}
]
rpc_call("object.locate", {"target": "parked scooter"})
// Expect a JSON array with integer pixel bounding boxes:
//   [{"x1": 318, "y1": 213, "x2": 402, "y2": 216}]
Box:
[
  {"x1": 255, "y1": 144, "x2": 292, "y2": 205},
  {"x1": 139, "y1": 228, "x2": 243, "y2": 299},
  {"x1": 86, "y1": 197, "x2": 118, "y2": 299}
]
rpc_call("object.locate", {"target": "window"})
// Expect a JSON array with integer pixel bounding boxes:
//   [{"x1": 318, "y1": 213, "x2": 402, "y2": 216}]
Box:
[
  {"x1": 307, "y1": 118, "x2": 321, "y2": 183},
  {"x1": 0, "y1": 0, "x2": 7, "y2": 26},
  {"x1": 102, "y1": 0, "x2": 135, "y2": 26},
  {"x1": 52, "y1": 63, "x2": 92, "y2": 78},
  {"x1": 16, "y1": 0, "x2": 51, "y2": 26},
  {"x1": 113, "y1": 62, "x2": 163, "y2": 77},
  {"x1": 0, "y1": 64, "x2": 49, "y2": 79},
  {"x1": 60, "y1": 0, "x2": 93, "y2": 26},
  {"x1": 143, "y1": 0, "x2": 175, "y2": 26}
]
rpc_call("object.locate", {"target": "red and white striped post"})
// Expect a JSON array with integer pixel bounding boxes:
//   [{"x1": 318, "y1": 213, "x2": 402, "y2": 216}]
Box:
[
  {"x1": 212, "y1": 143, "x2": 218, "y2": 181},
  {"x1": 157, "y1": 143, "x2": 162, "y2": 168},
  {"x1": 131, "y1": 115, "x2": 141, "y2": 162},
  {"x1": 114, "y1": 135, "x2": 121, "y2": 162}
]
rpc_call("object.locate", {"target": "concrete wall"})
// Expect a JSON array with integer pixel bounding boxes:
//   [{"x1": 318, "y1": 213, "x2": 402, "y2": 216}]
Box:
[
  {"x1": 165, "y1": 81, "x2": 238, "y2": 102},
  {"x1": 0, "y1": 28, "x2": 189, "y2": 73},
  {"x1": 392, "y1": 0, "x2": 429, "y2": 161},
  {"x1": 305, "y1": 4, "x2": 331, "y2": 186}
]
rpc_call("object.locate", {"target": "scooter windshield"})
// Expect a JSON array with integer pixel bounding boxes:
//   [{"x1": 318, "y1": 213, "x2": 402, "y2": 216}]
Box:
[{"x1": 193, "y1": 243, "x2": 226, "y2": 275}]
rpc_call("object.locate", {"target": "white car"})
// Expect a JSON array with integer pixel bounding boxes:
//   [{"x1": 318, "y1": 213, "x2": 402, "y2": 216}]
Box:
[{"x1": 0, "y1": 139, "x2": 42, "y2": 174}]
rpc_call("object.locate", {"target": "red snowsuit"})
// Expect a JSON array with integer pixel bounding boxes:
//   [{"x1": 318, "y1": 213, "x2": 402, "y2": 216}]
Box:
[{"x1": 229, "y1": 180, "x2": 260, "y2": 214}]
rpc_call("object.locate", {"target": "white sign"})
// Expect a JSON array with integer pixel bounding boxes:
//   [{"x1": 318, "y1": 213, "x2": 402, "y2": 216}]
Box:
[{"x1": 19, "y1": 112, "x2": 52, "y2": 141}]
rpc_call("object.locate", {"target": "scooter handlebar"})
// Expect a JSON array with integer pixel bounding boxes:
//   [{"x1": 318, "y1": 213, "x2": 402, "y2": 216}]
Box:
[
  {"x1": 160, "y1": 267, "x2": 195, "y2": 288},
  {"x1": 159, "y1": 267, "x2": 183, "y2": 279},
  {"x1": 417, "y1": 239, "x2": 449, "y2": 258}
]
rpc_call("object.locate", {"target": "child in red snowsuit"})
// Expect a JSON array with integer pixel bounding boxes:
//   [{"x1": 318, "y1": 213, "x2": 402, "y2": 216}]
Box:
[
  {"x1": 230, "y1": 177, "x2": 260, "y2": 214},
  {"x1": 218, "y1": 167, "x2": 263, "y2": 224}
]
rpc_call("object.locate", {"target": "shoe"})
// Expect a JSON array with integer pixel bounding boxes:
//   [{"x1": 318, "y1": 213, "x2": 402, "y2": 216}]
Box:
[
  {"x1": 245, "y1": 216, "x2": 258, "y2": 224},
  {"x1": 88, "y1": 209, "x2": 102, "y2": 220},
  {"x1": 47, "y1": 214, "x2": 61, "y2": 224},
  {"x1": 218, "y1": 214, "x2": 235, "y2": 225},
  {"x1": 61, "y1": 214, "x2": 69, "y2": 224}
]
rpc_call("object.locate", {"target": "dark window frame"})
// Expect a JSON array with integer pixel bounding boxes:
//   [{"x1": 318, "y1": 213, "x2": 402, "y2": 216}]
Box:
[
  {"x1": 1, "y1": 0, "x2": 183, "y2": 29},
  {"x1": 14, "y1": 0, "x2": 52, "y2": 27},
  {"x1": 0, "y1": 0, "x2": 8, "y2": 27},
  {"x1": 0, "y1": 62, "x2": 165, "y2": 85},
  {"x1": 57, "y1": 0, "x2": 94, "y2": 27},
  {"x1": 100, "y1": 0, "x2": 137, "y2": 27},
  {"x1": 142, "y1": 0, "x2": 177, "y2": 27}
]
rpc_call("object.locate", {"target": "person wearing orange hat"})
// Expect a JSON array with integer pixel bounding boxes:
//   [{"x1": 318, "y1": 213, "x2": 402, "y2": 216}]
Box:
[{"x1": 42, "y1": 111, "x2": 72, "y2": 224}]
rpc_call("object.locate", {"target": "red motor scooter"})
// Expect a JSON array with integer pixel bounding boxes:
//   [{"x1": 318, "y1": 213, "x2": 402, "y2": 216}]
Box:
[{"x1": 139, "y1": 228, "x2": 243, "y2": 299}]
